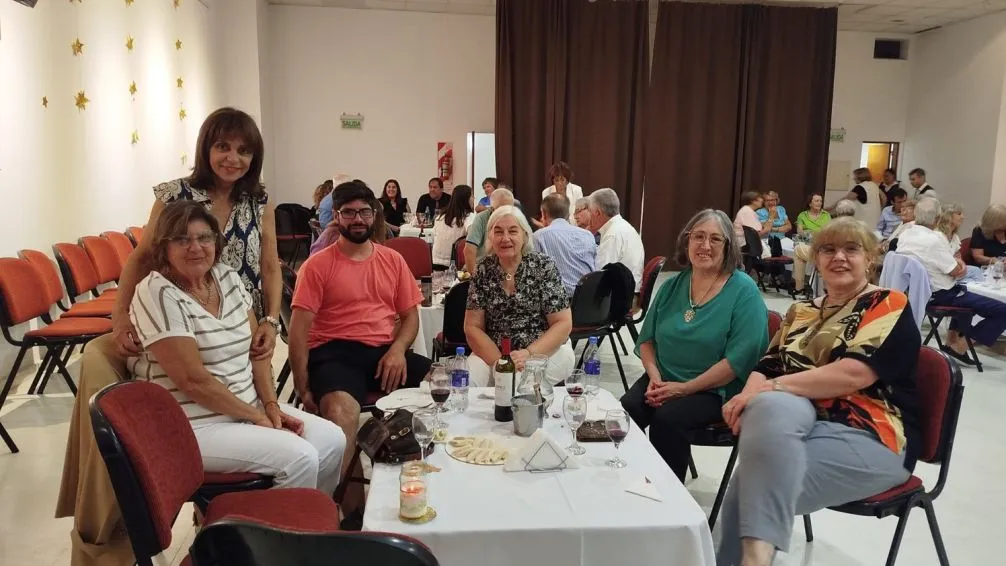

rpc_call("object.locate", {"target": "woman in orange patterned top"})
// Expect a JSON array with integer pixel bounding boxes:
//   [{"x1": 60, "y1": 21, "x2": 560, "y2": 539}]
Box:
[{"x1": 714, "y1": 218, "x2": 921, "y2": 566}]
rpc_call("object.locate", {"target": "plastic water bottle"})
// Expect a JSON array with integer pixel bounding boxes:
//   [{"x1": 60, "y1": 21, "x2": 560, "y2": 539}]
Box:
[
  {"x1": 583, "y1": 337, "x2": 601, "y2": 396},
  {"x1": 450, "y1": 347, "x2": 470, "y2": 413}
]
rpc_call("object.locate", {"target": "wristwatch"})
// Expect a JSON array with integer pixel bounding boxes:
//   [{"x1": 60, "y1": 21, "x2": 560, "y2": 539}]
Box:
[
  {"x1": 260, "y1": 316, "x2": 281, "y2": 332},
  {"x1": 772, "y1": 378, "x2": 786, "y2": 392}
]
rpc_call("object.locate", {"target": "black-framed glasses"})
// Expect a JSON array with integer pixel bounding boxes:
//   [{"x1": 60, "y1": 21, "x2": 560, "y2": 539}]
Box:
[
  {"x1": 168, "y1": 234, "x2": 216, "y2": 247},
  {"x1": 337, "y1": 207, "x2": 375, "y2": 220}
]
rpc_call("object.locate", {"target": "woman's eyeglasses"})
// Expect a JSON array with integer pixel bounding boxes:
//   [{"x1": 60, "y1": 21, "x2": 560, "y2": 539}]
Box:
[
  {"x1": 169, "y1": 234, "x2": 216, "y2": 247},
  {"x1": 818, "y1": 243, "x2": 863, "y2": 257},
  {"x1": 687, "y1": 232, "x2": 726, "y2": 246},
  {"x1": 338, "y1": 208, "x2": 375, "y2": 220}
]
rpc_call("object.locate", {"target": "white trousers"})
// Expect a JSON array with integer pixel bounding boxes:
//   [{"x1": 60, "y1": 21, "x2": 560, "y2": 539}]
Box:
[
  {"x1": 467, "y1": 341, "x2": 576, "y2": 388},
  {"x1": 191, "y1": 404, "x2": 346, "y2": 494}
]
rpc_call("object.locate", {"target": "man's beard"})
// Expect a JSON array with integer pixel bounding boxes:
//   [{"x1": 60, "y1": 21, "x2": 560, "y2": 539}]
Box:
[{"x1": 338, "y1": 223, "x2": 374, "y2": 244}]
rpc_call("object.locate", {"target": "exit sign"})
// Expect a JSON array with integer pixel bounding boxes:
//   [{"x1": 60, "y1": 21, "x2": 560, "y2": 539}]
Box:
[{"x1": 340, "y1": 113, "x2": 364, "y2": 130}]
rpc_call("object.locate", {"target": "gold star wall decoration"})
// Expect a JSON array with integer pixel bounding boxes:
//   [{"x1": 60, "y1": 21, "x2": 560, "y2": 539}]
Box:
[
  {"x1": 126, "y1": 35, "x2": 134, "y2": 51},
  {"x1": 131, "y1": 131, "x2": 140, "y2": 145},
  {"x1": 181, "y1": 152, "x2": 188, "y2": 165},
  {"x1": 179, "y1": 108, "x2": 187, "y2": 121},
  {"x1": 71, "y1": 38, "x2": 84, "y2": 56},
  {"x1": 173, "y1": 0, "x2": 182, "y2": 8},
  {"x1": 74, "y1": 90, "x2": 89, "y2": 111},
  {"x1": 125, "y1": 0, "x2": 134, "y2": 6},
  {"x1": 69, "y1": 0, "x2": 82, "y2": 4},
  {"x1": 42, "y1": 96, "x2": 48, "y2": 109},
  {"x1": 175, "y1": 39, "x2": 183, "y2": 50},
  {"x1": 176, "y1": 77, "x2": 184, "y2": 89},
  {"x1": 129, "y1": 81, "x2": 137, "y2": 96}
]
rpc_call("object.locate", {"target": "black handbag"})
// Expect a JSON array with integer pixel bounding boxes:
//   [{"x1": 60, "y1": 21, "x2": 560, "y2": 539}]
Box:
[{"x1": 356, "y1": 408, "x2": 432, "y2": 464}]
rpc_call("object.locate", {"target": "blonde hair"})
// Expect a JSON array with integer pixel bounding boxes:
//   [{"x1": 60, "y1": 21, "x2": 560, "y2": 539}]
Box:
[
  {"x1": 810, "y1": 217, "x2": 880, "y2": 270},
  {"x1": 981, "y1": 204, "x2": 1006, "y2": 238},
  {"x1": 934, "y1": 203, "x2": 964, "y2": 239},
  {"x1": 486, "y1": 205, "x2": 534, "y2": 257}
]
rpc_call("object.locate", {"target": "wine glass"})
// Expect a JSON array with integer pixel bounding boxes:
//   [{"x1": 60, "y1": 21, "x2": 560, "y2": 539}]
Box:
[
  {"x1": 413, "y1": 408, "x2": 437, "y2": 464},
  {"x1": 565, "y1": 370, "x2": 585, "y2": 398},
  {"x1": 563, "y1": 396, "x2": 587, "y2": 456},
  {"x1": 604, "y1": 409, "x2": 630, "y2": 469},
  {"x1": 429, "y1": 365, "x2": 452, "y2": 426}
]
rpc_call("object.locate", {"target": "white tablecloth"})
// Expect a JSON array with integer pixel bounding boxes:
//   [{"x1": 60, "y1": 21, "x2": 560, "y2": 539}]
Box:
[
  {"x1": 966, "y1": 281, "x2": 1006, "y2": 303},
  {"x1": 362, "y1": 388, "x2": 716, "y2": 566},
  {"x1": 419, "y1": 304, "x2": 444, "y2": 358},
  {"x1": 400, "y1": 224, "x2": 435, "y2": 244}
]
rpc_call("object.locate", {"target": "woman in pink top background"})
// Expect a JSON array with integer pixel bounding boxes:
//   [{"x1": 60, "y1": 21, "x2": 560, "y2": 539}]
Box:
[{"x1": 733, "y1": 191, "x2": 768, "y2": 238}]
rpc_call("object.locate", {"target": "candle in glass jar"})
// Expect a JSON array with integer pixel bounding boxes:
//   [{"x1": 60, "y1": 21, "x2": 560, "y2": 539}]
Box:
[{"x1": 399, "y1": 480, "x2": 428, "y2": 519}]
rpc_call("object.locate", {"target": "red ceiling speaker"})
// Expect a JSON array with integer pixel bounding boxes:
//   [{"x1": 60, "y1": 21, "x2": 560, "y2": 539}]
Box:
[{"x1": 12, "y1": 0, "x2": 39, "y2": 7}]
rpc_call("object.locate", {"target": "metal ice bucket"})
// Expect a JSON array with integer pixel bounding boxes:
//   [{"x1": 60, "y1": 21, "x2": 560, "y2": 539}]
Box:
[{"x1": 511, "y1": 394, "x2": 545, "y2": 437}]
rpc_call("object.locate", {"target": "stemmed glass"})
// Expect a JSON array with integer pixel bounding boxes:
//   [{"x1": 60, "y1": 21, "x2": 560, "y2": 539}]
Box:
[
  {"x1": 563, "y1": 396, "x2": 587, "y2": 456},
  {"x1": 429, "y1": 365, "x2": 452, "y2": 426},
  {"x1": 413, "y1": 408, "x2": 437, "y2": 464},
  {"x1": 604, "y1": 409, "x2": 630, "y2": 469},
  {"x1": 565, "y1": 370, "x2": 585, "y2": 398},
  {"x1": 584, "y1": 371, "x2": 600, "y2": 399}
]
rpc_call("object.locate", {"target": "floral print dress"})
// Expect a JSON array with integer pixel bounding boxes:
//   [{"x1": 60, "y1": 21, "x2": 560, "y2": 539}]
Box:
[
  {"x1": 153, "y1": 178, "x2": 268, "y2": 317},
  {"x1": 466, "y1": 251, "x2": 569, "y2": 350}
]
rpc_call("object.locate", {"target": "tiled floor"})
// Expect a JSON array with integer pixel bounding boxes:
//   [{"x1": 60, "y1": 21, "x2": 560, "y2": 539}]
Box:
[{"x1": 0, "y1": 276, "x2": 1002, "y2": 564}]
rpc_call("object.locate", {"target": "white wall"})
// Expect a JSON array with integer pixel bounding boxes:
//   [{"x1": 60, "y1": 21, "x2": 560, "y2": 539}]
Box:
[
  {"x1": 266, "y1": 6, "x2": 496, "y2": 206},
  {"x1": 903, "y1": 12, "x2": 1006, "y2": 222},
  {"x1": 826, "y1": 31, "x2": 912, "y2": 194},
  {"x1": 0, "y1": 0, "x2": 222, "y2": 257}
]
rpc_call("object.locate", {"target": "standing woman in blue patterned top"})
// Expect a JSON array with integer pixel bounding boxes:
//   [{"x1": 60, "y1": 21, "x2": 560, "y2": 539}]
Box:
[{"x1": 111, "y1": 107, "x2": 281, "y2": 361}]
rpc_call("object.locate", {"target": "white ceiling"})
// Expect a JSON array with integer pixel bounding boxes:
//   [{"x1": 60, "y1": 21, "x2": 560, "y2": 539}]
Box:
[{"x1": 267, "y1": 0, "x2": 1006, "y2": 34}]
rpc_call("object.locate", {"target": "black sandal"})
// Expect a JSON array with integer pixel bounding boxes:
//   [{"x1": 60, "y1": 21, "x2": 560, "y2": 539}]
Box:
[{"x1": 940, "y1": 344, "x2": 976, "y2": 366}]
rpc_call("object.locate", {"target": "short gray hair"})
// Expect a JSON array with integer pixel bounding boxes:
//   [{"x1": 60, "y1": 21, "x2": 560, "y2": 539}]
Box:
[
  {"x1": 486, "y1": 205, "x2": 534, "y2": 257},
  {"x1": 834, "y1": 199, "x2": 857, "y2": 218},
  {"x1": 589, "y1": 188, "x2": 620, "y2": 218},
  {"x1": 675, "y1": 209, "x2": 742, "y2": 276},
  {"x1": 574, "y1": 197, "x2": 590, "y2": 212},
  {"x1": 489, "y1": 188, "x2": 514, "y2": 208},
  {"x1": 914, "y1": 197, "x2": 941, "y2": 227}
]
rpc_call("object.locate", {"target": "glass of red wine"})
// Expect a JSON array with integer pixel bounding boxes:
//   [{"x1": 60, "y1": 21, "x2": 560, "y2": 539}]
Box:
[
  {"x1": 429, "y1": 366, "x2": 451, "y2": 430},
  {"x1": 605, "y1": 409, "x2": 630, "y2": 469},
  {"x1": 565, "y1": 369, "x2": 585, "y2": 398}
]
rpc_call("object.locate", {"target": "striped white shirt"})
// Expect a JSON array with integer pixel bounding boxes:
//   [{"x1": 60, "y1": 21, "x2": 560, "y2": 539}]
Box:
[{"x1": 128, "y1": 264, "x2": 257, "y2": 425}]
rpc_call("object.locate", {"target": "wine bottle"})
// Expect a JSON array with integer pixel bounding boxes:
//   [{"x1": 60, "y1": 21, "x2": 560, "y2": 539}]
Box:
[{"x1": 494, "y1": 337, "x2": 516, "y2": 422}]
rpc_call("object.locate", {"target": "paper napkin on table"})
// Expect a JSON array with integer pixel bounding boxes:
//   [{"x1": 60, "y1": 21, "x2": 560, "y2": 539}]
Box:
[
  {"x1": 503, "y1": 429, "x2": 580, "y2": 472},
  {"x1": 625, "y1": 476, "x2": 663, "y2": 502},
  {"x1": 587, "y1": 399, "x2": 624, "y2": 421}
]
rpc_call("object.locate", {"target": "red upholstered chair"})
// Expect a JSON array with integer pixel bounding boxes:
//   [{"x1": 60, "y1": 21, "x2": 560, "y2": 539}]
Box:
[
  {"x1": 125, "y1": 226, "x2": 145, "y2": 247},
  {"x1": 686, "y1": 311, "x2": 785, "y2": 530},
  {"x1": 452, "y1": 236, "x2": 467, "y2": 267},
  {"x1": 80, "y1": 236, "x2": 123, "y2": 288},
  {"x1": 90, "y1": 380, "x2": 339, "y2": 566},
  {"x1": 960, "y1": 237, "x2": 975, "y2": 266},
  {"x1": 625, "y1": 256, "x2": 666, "y2": 342},
  {"x1": 0, "y1": 258, "x2": 114, "y2": 452},
  {"x1": 191, "y1": 520, "x2": 440, "y2": 566},
  {"x1": 803, "y1": 346, "x2": 964, "y2": 565},
  {"x1": 101, "y1": 231, "x2": 135, "y2": 270},
  {"x1": 385, "y1": 237, "x2": 433, "y2": 278},
  {"x1": 53, "y1": 242, "x2": 118, "y2": 303}
]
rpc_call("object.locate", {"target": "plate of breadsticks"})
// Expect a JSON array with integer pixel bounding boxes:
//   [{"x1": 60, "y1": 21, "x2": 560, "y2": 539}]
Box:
[{"x1": 446, "y1": 436, "x2": 510, "y2": 466}]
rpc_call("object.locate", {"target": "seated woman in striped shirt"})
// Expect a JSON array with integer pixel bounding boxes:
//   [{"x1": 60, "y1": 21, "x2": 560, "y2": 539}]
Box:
[{"x1": 128, "y1": 200, "x2": 346, "y2": 492}]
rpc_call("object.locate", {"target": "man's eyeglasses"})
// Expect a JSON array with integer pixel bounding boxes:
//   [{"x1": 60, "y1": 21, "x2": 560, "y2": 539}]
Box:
[
  {"x1": 169, "y1": 234, "x2": 216, "y2": 247},
  {"x1": 338, "y1": 208, "x2": 375, "y2": 221},
  {"x1": 687, "y1": 232, "x2": 726, "y2": 246}
]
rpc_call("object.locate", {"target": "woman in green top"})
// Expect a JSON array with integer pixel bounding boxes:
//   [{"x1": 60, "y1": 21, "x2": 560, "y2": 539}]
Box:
[
  {"x1": 795, "y1": 193, "x2": 831, "y2": 235},
  {"x1": 620, "y1": 209, "x2": 768, "y2": 481}
]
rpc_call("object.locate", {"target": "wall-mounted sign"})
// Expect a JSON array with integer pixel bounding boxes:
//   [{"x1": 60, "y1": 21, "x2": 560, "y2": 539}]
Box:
[
  {"x1": 340, "y1": 113, "x2": 364, "y2": 130},
  {"x1": 830, "y1": 128, "x2": 846, "y2": 143}
]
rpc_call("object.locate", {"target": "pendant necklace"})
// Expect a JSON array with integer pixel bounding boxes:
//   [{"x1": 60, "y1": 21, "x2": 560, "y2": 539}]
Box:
[{"x1": 685, "y1": 273, "x2": 721, "y2": 323}]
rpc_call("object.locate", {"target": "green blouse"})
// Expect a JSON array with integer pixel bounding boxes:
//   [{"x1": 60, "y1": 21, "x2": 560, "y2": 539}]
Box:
[
  {"x1": 634, "y1": 269, "x2": 769, "y2": 399},
  {"x1": 796, "y1": 210, "x2": 831, "y2": 233}
]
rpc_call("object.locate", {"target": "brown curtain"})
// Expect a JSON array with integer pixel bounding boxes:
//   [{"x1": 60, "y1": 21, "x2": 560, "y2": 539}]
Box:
[
  {"x1": 641, "y1": 2, "x2": 747, "y2": 261},
  {"x1": 496, "y1": 0, "x2": 648, "y2": 223},
  {"x1": 641, "y1": 2, "x2": 837, "y2": 259}
]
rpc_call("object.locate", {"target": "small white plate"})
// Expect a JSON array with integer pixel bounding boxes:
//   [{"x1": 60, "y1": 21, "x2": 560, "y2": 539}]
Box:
[{"x1": 375, "y1": 387, "x2": 432, "y2": 412}]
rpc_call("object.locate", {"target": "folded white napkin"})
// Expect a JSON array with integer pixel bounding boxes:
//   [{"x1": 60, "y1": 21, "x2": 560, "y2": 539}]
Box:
[
  {"x1": 503, "y1": 429, "x2": 579, "y2": 472},
  {"x1": 625, "y1": 475, "x2": 663, "y2": 502},
  {"x1": 587, "y1": 400, "x2": 624, "y2": 421}
]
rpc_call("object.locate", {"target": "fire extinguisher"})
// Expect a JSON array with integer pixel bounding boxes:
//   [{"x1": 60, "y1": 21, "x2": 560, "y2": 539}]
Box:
[{"x1": 440, "y1": 153, "x2": 453, "y2": 183}]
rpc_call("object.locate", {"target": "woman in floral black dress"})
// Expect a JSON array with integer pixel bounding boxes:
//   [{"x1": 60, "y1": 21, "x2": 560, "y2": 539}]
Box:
[{"x1": 463, "y1": 206, "x2": 574, "y2": 387}]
